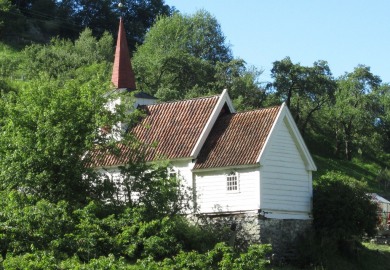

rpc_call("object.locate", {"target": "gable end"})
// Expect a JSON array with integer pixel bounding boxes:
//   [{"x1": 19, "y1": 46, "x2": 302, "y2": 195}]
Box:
[{"x1": 257, "y1": 103, "x2": 317, "y2": 171}]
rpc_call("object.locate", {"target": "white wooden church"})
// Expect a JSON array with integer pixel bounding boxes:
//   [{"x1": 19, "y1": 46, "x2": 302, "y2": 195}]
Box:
[{"x1": 92, "y1": 18, "x2": 317, "y2": 250}]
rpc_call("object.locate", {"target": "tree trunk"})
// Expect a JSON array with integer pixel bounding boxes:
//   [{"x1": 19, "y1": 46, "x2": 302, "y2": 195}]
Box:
[{"x1": 345, "y1": 139, "x2": 352, "y2": 161}]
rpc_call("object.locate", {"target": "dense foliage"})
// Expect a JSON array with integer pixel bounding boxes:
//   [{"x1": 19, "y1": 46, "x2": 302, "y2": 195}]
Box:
[
  {"x1": 268, "y1": 57, "x2": 336, "y2": 137},
  {"x1": 1, "y1": 0, "x2": 172, "y2": 49},
  {"x1": 313, "y1": 172, "x2": 378, "y2": 240},
  {"x1": 133, "y1": 10, "x2": 266, "y2": 110},
  {"x1": 293, "y1": 172, "x2": 380, "y2": 267},
  {"x1": 0, "y1": 190, "x2": 272, "y2": 268}
]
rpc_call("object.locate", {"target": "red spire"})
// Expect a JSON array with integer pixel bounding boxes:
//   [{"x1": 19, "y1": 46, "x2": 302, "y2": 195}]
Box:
[{"x1": 111, "y1": 17, "x2": 136, "y2": 90}]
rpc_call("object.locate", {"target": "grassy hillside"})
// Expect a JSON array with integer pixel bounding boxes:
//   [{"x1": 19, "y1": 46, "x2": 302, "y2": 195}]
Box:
[{"x1": 313, "y1": 155, "x2": 390, "y2": 199}]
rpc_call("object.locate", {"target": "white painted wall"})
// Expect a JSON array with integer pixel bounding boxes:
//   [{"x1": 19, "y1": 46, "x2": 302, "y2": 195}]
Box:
[
  {"x1": 135, "y1": 97, "x2": 157, "y2": 107},
  {"x1": 106, "y1": 92, "x2": 157, "y2": 112},
  {"x1": 260, "y1": 117, "x2": 312, "y2": 219},
  {"x1": 195, "y1": 167, "x2": 260, "y2": 213},
  {"x1": 104, "y1": 94, "x2": 157, "y2": 140},
  {"x1": 169, "y1": 159, "x2": 195, "y2": 190},
  {"x1": 169, "y1": 159, "x2": 195, "y2": 212},
  {"x1": 96, "y1": 167, "x2": 134, "y2": 202},
  {"x1": 95, "y1": 159, "x2": 195, "y2": 211}
]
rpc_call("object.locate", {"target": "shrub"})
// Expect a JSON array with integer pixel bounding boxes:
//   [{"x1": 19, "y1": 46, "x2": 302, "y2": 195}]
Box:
[
  {"x1": 3, "y1": 251, "x2": 58, "y2": 270},
  {"x1": 133, "y1": 242, "x2": 271, "y2": 270},
  {"x1": 0, "y1": 191, "x2": 73, "y2": 258},
  {"x1": 313, "y1": 171, "x2": 379, "y2": 253},
  {"x1": 232, "y1": 244, "x2": 271, "y2": 270}
]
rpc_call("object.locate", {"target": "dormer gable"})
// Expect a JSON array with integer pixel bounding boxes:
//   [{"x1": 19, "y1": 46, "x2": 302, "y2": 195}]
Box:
[{"x1": 190, "y1": 89, "x2": 235, "y2": 159}]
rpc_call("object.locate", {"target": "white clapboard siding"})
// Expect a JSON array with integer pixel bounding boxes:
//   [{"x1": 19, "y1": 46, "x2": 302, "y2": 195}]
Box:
[
  {"x1": 260, "y1": 118, "x2": 311, "y2": 217},
  {"x1": 96, "y1": 167, "x2": 136, "y2": 202},
  {"x1": 135, "y1": 97, "x2": 157, "y2": 107},
  {"x1": 195, "y1": 168, "x2": 260, "y2": 213},
  {"x1": 167, "y1": 159, "x2": 195, "y2": 213},
  {"x1": 170, "y1": 159, "x2": 195, "y2": 190},
  {"x1": 96, "y1": 160, "x2": 194, "y2": 210}
]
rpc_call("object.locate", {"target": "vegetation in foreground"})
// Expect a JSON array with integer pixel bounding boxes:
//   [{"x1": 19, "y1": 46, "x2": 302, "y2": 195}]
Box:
[
  {"x1": 272, "y1": 243, "x2": 390, "y2": 270},
  {"x1": 0, "y1": 190, "x2": 273, "y2": 269}
]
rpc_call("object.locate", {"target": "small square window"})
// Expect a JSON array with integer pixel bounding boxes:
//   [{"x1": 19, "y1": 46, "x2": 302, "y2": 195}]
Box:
[
  {"x1": 227, "y1": 172, "x2": 239, "y2": 192},
  {"x1": 168, "y1": 168, "x2": 178, "y2": 179}
]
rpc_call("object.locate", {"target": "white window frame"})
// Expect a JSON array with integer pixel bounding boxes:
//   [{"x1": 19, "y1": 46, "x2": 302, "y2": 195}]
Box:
[
  {"x1": 168, "y1": 167, "x2": 177, "y2": 179},
  {"x1": 226, "y1": 171, "x2": 239, "y2": 192}
]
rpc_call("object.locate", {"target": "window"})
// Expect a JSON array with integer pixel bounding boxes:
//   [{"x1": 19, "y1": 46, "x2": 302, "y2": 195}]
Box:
[
  {"x1": 227, "y1": 172, "x2": 239, "y2": 192},
  {"x1": 168, "y1": 167, "x2": 178, "y2": 179}
]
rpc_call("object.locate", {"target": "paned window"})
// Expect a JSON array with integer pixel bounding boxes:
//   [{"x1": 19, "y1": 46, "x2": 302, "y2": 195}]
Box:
[
  {"x1": 227, "y1": 172, "x2": 239, "y2": 192},
  {"x1": 168, "y1": 168, "x2": 177, "y2": 179}
]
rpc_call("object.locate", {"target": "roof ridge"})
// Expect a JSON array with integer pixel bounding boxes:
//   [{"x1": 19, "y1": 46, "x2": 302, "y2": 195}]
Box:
[
  {"x1": 226, "y1": 105, "x2": 282, "y2": 116},
  {"x1": 145, "y1": 94, "x2": 220, "y2": 107}
]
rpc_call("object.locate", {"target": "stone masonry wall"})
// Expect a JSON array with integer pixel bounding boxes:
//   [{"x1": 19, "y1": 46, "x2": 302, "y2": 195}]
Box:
[
  {"x1": 259, "y1": 218, "x2": 312, "y2": 258},
  {"x1": 195, "y1": 212, "x2": 311, "y2": 258}
]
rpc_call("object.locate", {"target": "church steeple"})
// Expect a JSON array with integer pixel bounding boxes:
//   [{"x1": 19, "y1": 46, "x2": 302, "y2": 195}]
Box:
[{"x1": 111, "y1": 17, "x2": 136, "y2": 90}]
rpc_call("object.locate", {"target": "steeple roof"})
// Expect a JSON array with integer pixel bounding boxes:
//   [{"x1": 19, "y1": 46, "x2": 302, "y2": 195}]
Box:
[{"x1": 111, "y1": 17, "x2": 136, "y2": 90}]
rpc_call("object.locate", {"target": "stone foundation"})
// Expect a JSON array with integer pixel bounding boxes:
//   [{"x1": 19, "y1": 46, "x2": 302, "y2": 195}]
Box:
[
  {"x1": 259, "y1": 218, "x2": 312, "y2": 257},
  {"x1": 194, "y1": 211, "x2": 311, "y2": 258}
]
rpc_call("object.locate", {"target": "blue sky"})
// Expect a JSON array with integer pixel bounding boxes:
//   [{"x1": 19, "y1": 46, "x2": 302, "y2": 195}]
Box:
[{"x1": 165, "y1": 0, "x2": 390, "y2": 84}]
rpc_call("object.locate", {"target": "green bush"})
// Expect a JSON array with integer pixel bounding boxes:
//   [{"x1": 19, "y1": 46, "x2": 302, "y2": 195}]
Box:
[
  {"x1": 60, "y1": 254, "x2": 128, "y2": 270},
  {"x1": 313, "y1": 171, "x2": 378, "y2": 241},
  {"x1": 0, "y1": 194, "x2": 272, "y2": 269},
  {"x1": 294, "y1": 171, "x2": 379, "y2": 267},
  {"x1": 3, "y1": 251, "x2": 58, "y2": 270},
  {"x1": 133, "y1": 242, "x2": 271, "y2": 270},
  {"x1": 0, "y1": 191, "x2": 73, "y2": 257},
  {"x1": 232, "y1": 244, "x2": 271, "y2": 270}
]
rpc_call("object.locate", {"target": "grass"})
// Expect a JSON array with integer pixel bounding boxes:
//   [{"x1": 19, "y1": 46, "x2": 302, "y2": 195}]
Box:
[
  {"x1": 313, "y1": 155, "x2": 385, "y2": 193},
  {"x1": 270, "y1": 243, "x2": 390, "y2": 270},
  {"x1": 359, "y1": 243, "x2": 390, "y2": 270}
]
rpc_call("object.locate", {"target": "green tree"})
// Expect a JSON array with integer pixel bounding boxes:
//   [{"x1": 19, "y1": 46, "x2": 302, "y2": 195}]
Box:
[
  {"x1": 133, "y1": 10, "x2": 265, "y2": 109},
  {"x1": 22, "y1": 28, "x2": 113, "y2": 80},
  {"x1": 0, "y1": 191, "x2": 73, "y2": 259},
  {"x1": 1, "y1": 0, "x2": 27, "y2": 43},
  {"x1": 117, "y1": 160, "x2": 191, "y2": 219},
  {"x1": 212, "y1": 59, "x2": 266, "y2": 110},
  {"x1": 0, "y1": 0, "x2": 11, "y2": 33},
  {"x1": 115, "y1": 0, "x2": 172, "y2": 50},
  {"x1": 0, "y1": 44, "x2": 24, "y2": 94},
  {"x1": 328, "y1": 65, "x2": 381, "y2": 160},
  {"x1": 3, "y1": 0, "x2": 171, "y2": 48},
  {"x1": 73, "y1": 0, "x2": 117, "y2": 40},
  {"x1": 376, "y1": 83, "x2": 390, "y2": 153},
  {"x1": 269, "y1": 57, "x2": 336, "y2": 136},
  {"x1": 73, "y1": 0, "x2": 172, "y2": 49},
  {"x1": 133, "y1": 10, "x2": 231, "y2": 100},
  {"x1": 0, "y1": 66, "x2": 111, "y2": 204},
  {"x1": 8, "y1": 0, "x2": 71, "y2": 43}
]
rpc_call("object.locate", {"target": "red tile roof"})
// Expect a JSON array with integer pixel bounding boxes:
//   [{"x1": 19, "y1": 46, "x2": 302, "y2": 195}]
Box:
[
  {"x1": 111, "y1": 17, "x2": 136, "y2": 90},
  {"x1": 88, "y1": 95, "x2": 220, "y2": 167},
  {"x1": 194, "y1": 106, "x2": 281, "y2": 169},
  {"x1": 85, "y1": 143, "x2": 140, "y2": 168},
  {"x1": 132, "y1": 95, "x2": 219, "y2": 161}
]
